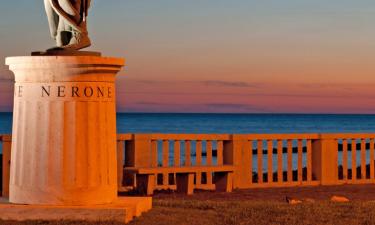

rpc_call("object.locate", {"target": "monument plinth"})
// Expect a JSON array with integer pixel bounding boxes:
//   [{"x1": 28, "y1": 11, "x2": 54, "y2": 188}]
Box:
[
  {"x1": 1, "y1": 1, "x2": 152, "y2": 223},
  {"x1": 6, "y1": 55, "x2": 124, "y2": 205}
]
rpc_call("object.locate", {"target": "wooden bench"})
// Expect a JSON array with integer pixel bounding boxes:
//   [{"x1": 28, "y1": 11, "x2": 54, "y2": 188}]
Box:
[{"x1": 124, "y1": 165, "x2": 234, "y2": 195}]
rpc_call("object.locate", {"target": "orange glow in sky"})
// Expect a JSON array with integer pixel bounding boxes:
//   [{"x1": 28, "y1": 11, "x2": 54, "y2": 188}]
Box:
[{"x1": 1, "y1": 1, "x2": 375, "y2": 113}]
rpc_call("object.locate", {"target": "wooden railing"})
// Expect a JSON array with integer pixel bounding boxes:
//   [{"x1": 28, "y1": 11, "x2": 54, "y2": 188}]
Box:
[{"x1": 2, "y1": 133, "x2": 375, "y2": 196}]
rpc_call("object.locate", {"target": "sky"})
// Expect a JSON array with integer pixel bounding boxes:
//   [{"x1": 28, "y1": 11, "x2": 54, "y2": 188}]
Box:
[{"x1": 1, "y1": 0, "x2": 375, "y2": 113}]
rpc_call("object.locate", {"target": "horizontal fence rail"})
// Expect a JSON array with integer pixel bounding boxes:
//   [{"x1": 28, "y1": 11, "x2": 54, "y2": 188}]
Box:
[{"x1": 3, "y1": 133, "x2": 375, "y2": 195}]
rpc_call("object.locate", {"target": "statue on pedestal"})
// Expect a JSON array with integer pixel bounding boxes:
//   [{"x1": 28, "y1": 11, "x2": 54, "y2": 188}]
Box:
[
  {"x1": 44, "y1": 0, "x2": 91, "y2": 50},
  {"x1": 4, "y1": 2, "x2": 146, "y2": 222}
]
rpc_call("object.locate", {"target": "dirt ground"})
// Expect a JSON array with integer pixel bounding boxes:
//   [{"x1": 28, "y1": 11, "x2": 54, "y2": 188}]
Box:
[
  {"x1": 3, "y1": 184, "x2": 375, "y2": 225},
  {"x1": 153, "y1": 184, "x2": 375, "y2": 202}
]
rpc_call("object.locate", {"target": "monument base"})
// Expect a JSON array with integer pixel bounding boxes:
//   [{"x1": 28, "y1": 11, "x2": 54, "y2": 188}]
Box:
[
  {"x1": 0, "y1": 197, "x2": 152, "y2": 224},
  {"x1": 6, "y1": 55, "x2": 125, "y2": 205},
  {"x1": 31, "y1": 48, "x2": 101, "y2": 56}
]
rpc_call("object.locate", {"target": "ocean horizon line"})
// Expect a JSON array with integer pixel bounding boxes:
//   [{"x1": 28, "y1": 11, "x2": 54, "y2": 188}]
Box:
[{"x1": 2, "y1": 111, "x2": 375, "y2": 116}]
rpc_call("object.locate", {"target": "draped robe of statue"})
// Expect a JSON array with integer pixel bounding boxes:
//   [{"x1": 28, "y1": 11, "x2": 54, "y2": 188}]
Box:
[{"x1": 44, "y1": 0, "x2": 91, "y2": 50}]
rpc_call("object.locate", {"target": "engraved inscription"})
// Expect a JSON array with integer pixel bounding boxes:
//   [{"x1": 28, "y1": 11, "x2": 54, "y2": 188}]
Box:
[
  {"x1": 40, "y1": 85, "x2": 113, "y2": 98},
  {"x1": 14, "y1": 83, "x2": 115, "y2": 101},
  {"x1": 15, "y1": 86, "x2": 23, "y2": 97}
]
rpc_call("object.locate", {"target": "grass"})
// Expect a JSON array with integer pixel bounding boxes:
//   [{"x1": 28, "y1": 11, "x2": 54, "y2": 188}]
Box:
[
  {"x1": 4, "y1": 184, "x2": 375, "y2": 225},
  {"x1": 129, "y1": 199, "x2": 375, "y2": 225},
  {"x1": 0, "y1": 221, "x2": 124, "y2": 225},
  {"x1": 3, "y1": 199, "x2": 375, "y2": 225}
]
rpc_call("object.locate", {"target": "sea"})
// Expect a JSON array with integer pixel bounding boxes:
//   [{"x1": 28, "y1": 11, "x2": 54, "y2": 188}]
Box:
[
  {"x1": 2, "y1": 112, "x2": 375, "y2": 134},
  {"x1": 2, "y1": 113, "x2": 375, "y2": 171}
]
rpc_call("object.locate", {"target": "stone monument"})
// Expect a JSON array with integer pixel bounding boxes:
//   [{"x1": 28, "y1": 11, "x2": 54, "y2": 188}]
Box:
[{"x1": 1, "y1": 1, "x2": 151, "y2": 223}]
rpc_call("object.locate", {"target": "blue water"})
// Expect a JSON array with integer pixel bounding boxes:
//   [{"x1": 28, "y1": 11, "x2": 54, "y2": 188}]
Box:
[
  {"x1": 120, "y1": 113, "x2": 375, "y2": 134},
  {"x1": 2, "y1": 112, "x2": 375, "y2": 134}
]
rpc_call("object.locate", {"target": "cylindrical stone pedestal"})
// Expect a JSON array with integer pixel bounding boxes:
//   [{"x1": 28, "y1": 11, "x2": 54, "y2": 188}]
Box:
[{"x1": 5, "y1": 55, "x2": 124, "y2": 205}]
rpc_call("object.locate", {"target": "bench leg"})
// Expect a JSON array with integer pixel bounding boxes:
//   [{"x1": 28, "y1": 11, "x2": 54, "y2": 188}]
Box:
[
  {"x1": 214, "y1": 172, "x2": 233, "y2": 192},
  {"x1": 176, "y1": 173, "x2": 194, "y2": 195},
  {"x1": 136, "y1": 174, "x2": 155, "y2": 196}
]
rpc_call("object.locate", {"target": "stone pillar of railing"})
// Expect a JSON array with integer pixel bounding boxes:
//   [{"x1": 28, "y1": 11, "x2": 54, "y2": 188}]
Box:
[
  {"x1": 312, "y1": 135, "x2": 338, "y2": 185},
  {"x1": 2, "y1": 135, "x2": 11, "y2": 197},
  {"x1": 117, "y1": 139, "x2": 125, "y2": 189},
  {"x1": 223, "y1": 134, "x2": 251, "y2": 189},
  {"x1": 125, "y1": 134, "x2": 153, "y2": 168},
  {"x1": 125, "y1": 134, "x2": 153, "y2": 190}
]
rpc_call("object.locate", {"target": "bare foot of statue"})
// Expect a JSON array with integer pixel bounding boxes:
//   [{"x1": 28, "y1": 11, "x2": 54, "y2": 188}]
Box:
[{"x1": 62, "y1": 32, "x2": 92, "y2": 50}]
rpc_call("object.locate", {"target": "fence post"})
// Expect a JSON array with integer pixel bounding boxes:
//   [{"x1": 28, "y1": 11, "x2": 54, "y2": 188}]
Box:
[
  {"x1": 312, "y1": 134, "x2": 338, "y2": 185},
  {"x1": 123, "y1": 134, "x2": 153, "y2": 188},
  {"x1": 2, "y1": 135, "x2": 11, "y2": 198},
  {"x1": 223, "y1": 134, "x2": 251, "y2": 189},
  {"x1": 117, "y1": 139, "x2": 125, "y2": 189},
  {"x1": 125, "y1": 134, "x2": 153, "y2": 168}
]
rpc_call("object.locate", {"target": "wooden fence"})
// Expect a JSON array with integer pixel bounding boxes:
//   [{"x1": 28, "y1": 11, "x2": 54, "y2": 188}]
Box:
[{"x1": 2, "y1": 133, "x2": 375, "y2": 196}]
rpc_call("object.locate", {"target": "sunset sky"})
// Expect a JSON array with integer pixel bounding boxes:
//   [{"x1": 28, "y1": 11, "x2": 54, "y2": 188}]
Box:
[{"x1": 1, "y1": 0, "x2": 375, "y2": 113}]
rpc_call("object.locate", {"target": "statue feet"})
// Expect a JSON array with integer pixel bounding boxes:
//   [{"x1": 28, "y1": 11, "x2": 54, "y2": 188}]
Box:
[
  {"x1": 62, "y1": 32, "x2": 92, "y2": 50},
  {"x1": 52, "y1": 31, "x2": 91, "y2": 51}
]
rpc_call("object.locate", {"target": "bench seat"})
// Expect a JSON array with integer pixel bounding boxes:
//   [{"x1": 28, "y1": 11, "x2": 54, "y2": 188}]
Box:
[{"x1": 124, "y1": 165, "x2": 234, "y2": 195}]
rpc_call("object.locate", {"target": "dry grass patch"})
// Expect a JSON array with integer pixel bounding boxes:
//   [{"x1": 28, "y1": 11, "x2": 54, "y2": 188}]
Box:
[
  {"x1": 130, "y1": 199, "x2": 375, "y2": 225},
  {"x1": 3, "y1": 199, "x2": 375, "y2": 225},
  {"x1": 0, "y1": 221, "x2": 124, "y2": 225}
]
